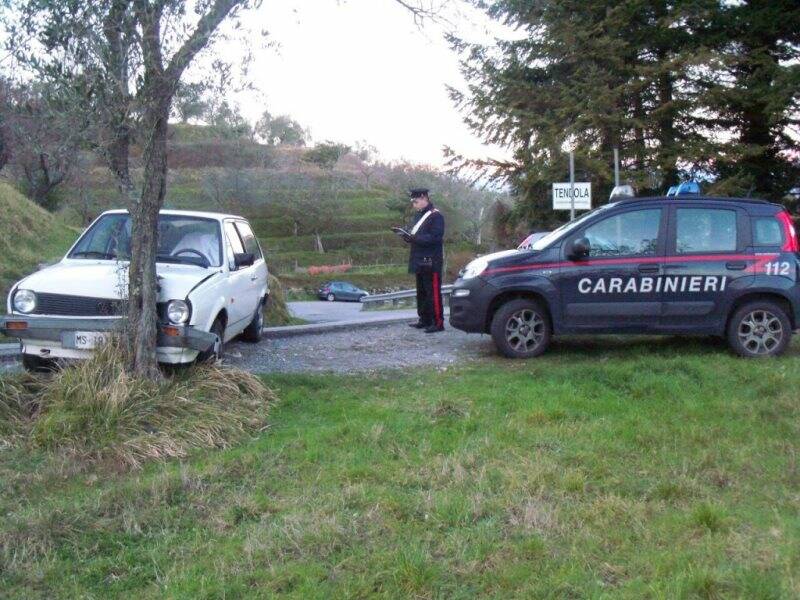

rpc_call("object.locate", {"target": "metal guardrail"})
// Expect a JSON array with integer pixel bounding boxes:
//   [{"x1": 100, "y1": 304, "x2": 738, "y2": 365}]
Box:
[{"x1": 360, "y1": 285, "x2": 453, "y2": 310}]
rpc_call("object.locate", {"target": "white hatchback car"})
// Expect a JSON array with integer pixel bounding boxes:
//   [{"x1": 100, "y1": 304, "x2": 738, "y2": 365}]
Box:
[{"x1": 1, "y1": 209, "x2": 269, "y2": 370}]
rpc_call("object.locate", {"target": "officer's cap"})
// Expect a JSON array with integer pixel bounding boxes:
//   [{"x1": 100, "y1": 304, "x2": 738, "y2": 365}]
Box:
[{"x1": 409, "y1": 188, "x2": 430, "y2": 199}]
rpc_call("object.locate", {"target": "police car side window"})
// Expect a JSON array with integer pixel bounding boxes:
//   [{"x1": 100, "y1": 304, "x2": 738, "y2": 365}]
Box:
[
  {"x1": 752, "y1": 218, "x2": 782, "y2": 246},
  {"x1": 583, "y1": 209, "x2": 661, "y2": 257},
  {"x1": 676, "y1": 209, "x2": 736, "y2": 254}
]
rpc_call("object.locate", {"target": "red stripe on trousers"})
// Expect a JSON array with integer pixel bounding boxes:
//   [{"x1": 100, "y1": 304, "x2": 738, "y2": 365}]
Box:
[{"x1": 433, "y1": 272, "x2": 442, "y2": 327}]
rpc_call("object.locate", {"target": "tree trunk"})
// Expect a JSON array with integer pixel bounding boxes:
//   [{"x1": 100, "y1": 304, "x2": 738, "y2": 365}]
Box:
[
  {"x1": 128, "y1": 96, "x2": 170, "y2": 379},
  {"x1": 476, "y1": 206, "x2": 485, "y2": 246},
  {"x1": 314, "y1": 232, "x2": 325, "y2": 254}
]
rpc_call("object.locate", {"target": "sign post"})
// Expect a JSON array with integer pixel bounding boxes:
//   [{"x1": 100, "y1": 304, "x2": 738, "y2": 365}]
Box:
[
  {"x1": 553, "y1": 182, "x2": 591, "y2": 212},
  {"x1": 569, "y1": 151, "x2": 575, "y2": 220}
]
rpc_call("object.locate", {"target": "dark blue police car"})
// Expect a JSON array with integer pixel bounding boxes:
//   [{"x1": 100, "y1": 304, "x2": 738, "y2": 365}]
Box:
[{"x1": 450, "y1": 196, "x2": 800, "y2": 358}]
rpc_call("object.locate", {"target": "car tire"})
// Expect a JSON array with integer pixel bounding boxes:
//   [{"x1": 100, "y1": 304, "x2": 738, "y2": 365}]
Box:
[
  {"x1": 22, "y1": 354, "x2": 58, "y2": 373},
  {"x1": 198, "y1": 317, "x2": 225, "y2": 363},
  {"x1": 327, "y1": 293, "x2": 335, "y2": 302},
  {"x1": 490, "y1": 298, "x2": 552, "y2": 359},
  {"x1": 241, "y1": 299, "x2": 264, "y2": 343},
  {"x1": 726, "y1": 300, "x2": 791, "y2": 358}
]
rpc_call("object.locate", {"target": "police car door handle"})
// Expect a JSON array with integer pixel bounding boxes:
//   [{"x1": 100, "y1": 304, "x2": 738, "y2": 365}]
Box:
[
  {"x1": 726, "y1": 261, "x2": 747, "y2": 270},
  {"x1": 638, "y1": 264, "x2": 660, "y2": 274}
]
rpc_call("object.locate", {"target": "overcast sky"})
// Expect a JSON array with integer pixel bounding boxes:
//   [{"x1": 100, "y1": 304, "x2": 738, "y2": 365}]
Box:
[{"x1": 226, "y1": 0, "x2": 508, "y2": 168}]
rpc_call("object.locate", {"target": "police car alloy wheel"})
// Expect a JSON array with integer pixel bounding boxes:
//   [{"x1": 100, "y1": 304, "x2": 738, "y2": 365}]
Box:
[
  {"x1": 727, "y1": 301, "x2": 791, "y2": 358},
  {"x1": 490, "y1": 299, "x2": 552, "y2": 359},
  {"x1": 327, "y1": 293, "x2": 335, "y2": 302}
]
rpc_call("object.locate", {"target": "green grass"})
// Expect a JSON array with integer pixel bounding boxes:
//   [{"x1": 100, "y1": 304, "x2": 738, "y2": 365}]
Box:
[
  {"x1": 0, "y1": 181, "x2": 78, "y2": 309},
  {"x1": 2, "y1": 337, "x2": 799, "y2": 597}
]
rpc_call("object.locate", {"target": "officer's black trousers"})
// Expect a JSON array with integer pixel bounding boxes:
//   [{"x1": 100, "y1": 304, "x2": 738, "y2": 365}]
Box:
[{"x1": 416, "y1": 271, "x2": 444, "y2": 328}]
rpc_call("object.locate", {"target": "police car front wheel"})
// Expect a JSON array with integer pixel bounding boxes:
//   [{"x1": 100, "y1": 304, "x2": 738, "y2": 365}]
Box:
[
  {"x1": 727, "y1": 301, "x2": 791, "y2": 358},
  {"x1": 491, "y1": 299, "x2": 552, "y2": 359}
]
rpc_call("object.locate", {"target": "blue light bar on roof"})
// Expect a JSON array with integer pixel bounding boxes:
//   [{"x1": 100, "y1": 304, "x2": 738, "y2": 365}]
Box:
[{"x1": 676, "y1": 181, "x2": 701, "y2": 195}]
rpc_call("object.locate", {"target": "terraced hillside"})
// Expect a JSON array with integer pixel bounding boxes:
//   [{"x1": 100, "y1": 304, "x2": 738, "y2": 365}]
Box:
[
  {"x1": 70, "y1": 131, "x2": 484, "y2": 295},
  {"x1": 0, "y1": 181, "x2": 78, "y2": 311}
]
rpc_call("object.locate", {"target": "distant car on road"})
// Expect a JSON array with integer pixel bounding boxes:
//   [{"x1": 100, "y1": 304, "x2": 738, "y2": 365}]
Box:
[
  {"x1": 518, "y1": 231, "x2": 549, "y2": 250},
  {"x1": 317, "y1": 281, "x2": 368, "y2": 302}
]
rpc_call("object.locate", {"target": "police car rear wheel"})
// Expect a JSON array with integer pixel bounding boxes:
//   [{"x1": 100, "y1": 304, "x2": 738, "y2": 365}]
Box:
[
  {"x1": 491, "y1": 299, "x2": 551, "y2": 359},
  {"x1": 728, "y1": 301, "x2": 791, "y2": 358}
]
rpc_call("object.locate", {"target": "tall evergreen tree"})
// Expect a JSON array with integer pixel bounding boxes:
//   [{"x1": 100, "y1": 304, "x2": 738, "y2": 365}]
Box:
[
  {"x1": 449, "y1": 0, "x2": 797, "y2": 231},
  {"x1": 697, "y1": 0, "x2": 800, "y2": 200}
]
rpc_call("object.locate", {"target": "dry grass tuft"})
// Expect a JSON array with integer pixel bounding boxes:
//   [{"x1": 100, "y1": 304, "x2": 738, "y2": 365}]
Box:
[
  {"x1": 0, "y1": 342, "x2": 275, "y2": 469},
  {"x1": 265, "y1": 273, "x2": 292, "y2": 325}
]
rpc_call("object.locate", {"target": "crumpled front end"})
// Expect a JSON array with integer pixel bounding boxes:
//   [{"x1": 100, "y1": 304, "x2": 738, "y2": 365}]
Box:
[{"x1": 0, "y1": 313, "x2": 217, "y2": 364}]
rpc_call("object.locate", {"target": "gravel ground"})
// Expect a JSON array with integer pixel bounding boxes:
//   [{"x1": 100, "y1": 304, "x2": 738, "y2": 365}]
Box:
[
  {"x1": 224, "y1": 323, "x2": 497, "y2": 374},
  {"x1": 0, "y1": 324, "x2": 498, "y2": 375}
]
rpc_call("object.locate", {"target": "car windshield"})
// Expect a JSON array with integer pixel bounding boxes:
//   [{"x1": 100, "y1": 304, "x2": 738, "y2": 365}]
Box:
[
  {"x1": 69, "y1": 214, "x2": 223, "y2": 268},
  {"x1": 528, "y1": 202, "x2": 620, "y2": 251}
]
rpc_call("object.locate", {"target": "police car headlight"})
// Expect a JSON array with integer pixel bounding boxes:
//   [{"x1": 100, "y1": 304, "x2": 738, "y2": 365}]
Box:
[
  {"x1": 13, "y1": 289, "x2": 36, "y2": 313},
  {"x1": 166, "y1": 300, "x2": 190, "y2": 324},
  {"x1": 461, "y1": 257, "x2": 489, "y2": 280}
]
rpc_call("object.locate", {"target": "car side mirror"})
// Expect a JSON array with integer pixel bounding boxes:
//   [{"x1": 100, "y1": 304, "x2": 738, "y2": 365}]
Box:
[
  {"x1": 568, "y1": 237, "x2": 590, "y2": 260},
  {"x1": 234, "y1": 252, "x2": 255, "y2": 268}
]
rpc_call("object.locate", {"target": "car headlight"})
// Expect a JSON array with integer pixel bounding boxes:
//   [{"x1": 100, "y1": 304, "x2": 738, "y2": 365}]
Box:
[
  {"x1": 460, "y1": 257, "x2": 489, "y2": 280},
  {"x1": 166, "y1": 300, "x2": 190, "y2": 324},
  {"x1": 13, "y1": 289, "x2": 36, "y2": 313}
]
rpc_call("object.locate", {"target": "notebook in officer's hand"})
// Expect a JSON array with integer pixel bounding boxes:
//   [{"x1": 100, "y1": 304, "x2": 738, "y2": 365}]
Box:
[{"x1": 391, "y1": 226, "x2": 411, "y2": 237}]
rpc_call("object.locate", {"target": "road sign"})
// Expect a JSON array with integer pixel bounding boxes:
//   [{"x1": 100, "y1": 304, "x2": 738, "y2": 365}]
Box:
[{"x1": 553, "y1": 182, "x2": 591, "y2": 210}]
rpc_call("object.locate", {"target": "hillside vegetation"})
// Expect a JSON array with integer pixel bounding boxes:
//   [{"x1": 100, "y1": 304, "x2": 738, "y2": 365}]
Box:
[
  {"x1": 0, "y1": 181, "x2": 77, "y2": 309},
  {"x1": 63, "y1": 126, "x2": 495, "y2": 294}
]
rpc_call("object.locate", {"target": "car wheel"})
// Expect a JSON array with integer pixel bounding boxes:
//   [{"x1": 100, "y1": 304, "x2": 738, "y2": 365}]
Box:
[
  {"x1": 490, "y1": 298, "x2": 552, "y2": 359},
  {"x1": 327, "y1": 293, "x2": 335, "y2": 302},
  {"x1": 22, "y1": 354, "x2": 58, "y2": 373},
  {"x1": 241, "y1": 300, "x2": 265, "y2": 343},
  {"x1": 198, "y1": 317, "x2": 225, "y2": 363},
  {"x1": 727, "y1": 300, "x2": 791, "y2": 358}
]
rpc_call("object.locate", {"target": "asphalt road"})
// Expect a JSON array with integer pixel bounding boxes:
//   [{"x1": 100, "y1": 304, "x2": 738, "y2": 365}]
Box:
[{"x1": 288, "y1": 300, "x2": 418, "y2": 323}]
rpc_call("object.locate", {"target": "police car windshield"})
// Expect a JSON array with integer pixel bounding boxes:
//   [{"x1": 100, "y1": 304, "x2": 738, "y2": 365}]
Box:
[{"x1": 528, "y1": 203, "x2": 619, "y2": 251}]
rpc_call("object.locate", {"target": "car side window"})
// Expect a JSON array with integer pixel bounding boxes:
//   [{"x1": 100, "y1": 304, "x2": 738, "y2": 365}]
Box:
[
  {"x1": 676, "y1": 208, "x2": 736, "y2": 254},
  {"x1": 224, "y1": 221, "x2": 245, "y2": 270},
  {"x1": 234, "y1": 221, "x2": 262, "y2": 259},
  {"x1": 752, "y1": 217, "x2": 783, "y2": 246},
  {"x1": 583, "y1": 209, "x2": 661, "y2": 258}
]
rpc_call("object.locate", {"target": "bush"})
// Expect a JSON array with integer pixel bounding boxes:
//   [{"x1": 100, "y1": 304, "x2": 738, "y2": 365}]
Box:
[{"x1": 0, "y1": 343, "x2": 275, "y2": 469}]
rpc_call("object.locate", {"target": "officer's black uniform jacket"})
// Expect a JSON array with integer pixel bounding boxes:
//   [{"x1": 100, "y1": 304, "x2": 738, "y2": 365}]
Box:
[{"x1": 407, "y1": 203, "x2": 445, "y2": 274}]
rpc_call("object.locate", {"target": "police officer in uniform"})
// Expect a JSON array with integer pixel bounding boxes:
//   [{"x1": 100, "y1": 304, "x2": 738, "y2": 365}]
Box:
[{"x1": 403, "y1": 188, "x2": 445, "y2": 333}]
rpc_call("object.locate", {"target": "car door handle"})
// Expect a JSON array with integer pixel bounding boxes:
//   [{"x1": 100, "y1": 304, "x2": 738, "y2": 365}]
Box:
[
  {"x1": 726, "y1": 261, "x2": 747, "y2": 270},
  {"x1": 638, "y1": 264, "x2": 660, "y2": 274},
  {"x1": 250, "y1": 275, "x2": 259, "y2": 281},
  {"x1": 663, "y1": 264, "x2": 687, "y2": 270}
]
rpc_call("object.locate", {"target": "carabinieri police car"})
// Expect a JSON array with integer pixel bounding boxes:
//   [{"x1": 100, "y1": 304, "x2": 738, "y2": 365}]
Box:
[{"x1": 450, "y1": 196, "x2": 800, "y2": 358}]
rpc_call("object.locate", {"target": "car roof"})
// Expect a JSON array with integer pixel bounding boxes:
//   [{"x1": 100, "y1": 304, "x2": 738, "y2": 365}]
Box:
[
  {"x1": 616, "y1": 195, "x2": 778, "y2": 207},
  {"x1": 100, "y1": 208, "x2": 246, "y2": 221}
]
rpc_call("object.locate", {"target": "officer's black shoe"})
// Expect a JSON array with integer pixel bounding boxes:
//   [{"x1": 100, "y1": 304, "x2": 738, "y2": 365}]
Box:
[
  {"x1": 424, "y1": 324, "x2": 445, "y2": 333},
  {"x1": 408, "y1": 321, "x2": 428, "y2": 329}
]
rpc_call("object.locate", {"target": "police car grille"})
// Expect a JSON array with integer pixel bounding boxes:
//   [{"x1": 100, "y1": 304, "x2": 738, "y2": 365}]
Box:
[{"x1": 34, "y1": 293, "x2": 124, "y2": 317}]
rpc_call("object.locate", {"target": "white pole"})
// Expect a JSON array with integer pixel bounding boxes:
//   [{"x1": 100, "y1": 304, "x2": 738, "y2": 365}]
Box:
[
  {"x1": 614, "y1": 148, "x2": 620, "y2": 187},
  {"x1": 569, "y1": 151, "x2": 575, "y2": 220}
]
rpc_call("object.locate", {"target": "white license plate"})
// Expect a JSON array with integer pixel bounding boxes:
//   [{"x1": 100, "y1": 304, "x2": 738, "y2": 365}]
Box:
[{"x1": 73, "y1": 332, "x2": 108, "y2": 350}]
